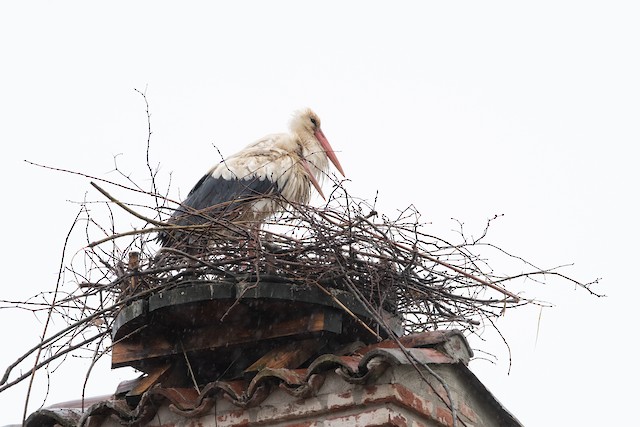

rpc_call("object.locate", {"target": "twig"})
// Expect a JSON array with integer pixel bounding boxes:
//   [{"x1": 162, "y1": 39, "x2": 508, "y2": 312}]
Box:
[{"x1": 22, "y1": 208, "x2": 81, "y2": 424}]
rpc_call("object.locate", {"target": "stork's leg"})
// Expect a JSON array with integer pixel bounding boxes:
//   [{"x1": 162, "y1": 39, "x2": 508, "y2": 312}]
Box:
[
  {"x1": 236, "y1": 225, "x2": 261, "y2": 273},
  {"x1": 249, "y1": 225, "x2": 262, "y2": 263}
]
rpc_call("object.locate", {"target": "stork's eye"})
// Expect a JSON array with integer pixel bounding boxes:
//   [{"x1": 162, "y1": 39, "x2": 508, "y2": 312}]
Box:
[{"x1": 310, "y1": 117, "x2": 318, "y2": 128}]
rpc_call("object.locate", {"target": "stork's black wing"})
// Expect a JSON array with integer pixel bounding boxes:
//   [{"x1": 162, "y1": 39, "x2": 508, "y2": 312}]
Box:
[{"x1": 157, "y1": 170, "x2": 278, "y2": 246}]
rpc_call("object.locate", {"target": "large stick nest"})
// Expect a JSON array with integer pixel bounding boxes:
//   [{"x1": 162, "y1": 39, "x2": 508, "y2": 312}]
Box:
[
  {"x1": 81, "y1": 175, "x2": 601, "y2": 337},
  {"x1": 121, "y1": 189, "x2": 526, "y2": 334}
]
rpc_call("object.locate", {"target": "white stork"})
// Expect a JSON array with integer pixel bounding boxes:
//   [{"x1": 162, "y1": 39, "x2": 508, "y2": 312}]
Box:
[{"x1": 159, "y1": 108, "x2": 344, "y2": 247}]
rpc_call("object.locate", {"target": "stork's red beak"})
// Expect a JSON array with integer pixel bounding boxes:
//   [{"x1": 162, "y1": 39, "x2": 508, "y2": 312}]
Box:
[
  {"x1": 301, "y1": 158, "x2": 326, "y2": 200},
  {"x1": 315, "y1": 129, "x2": 345, "y2": 177}
]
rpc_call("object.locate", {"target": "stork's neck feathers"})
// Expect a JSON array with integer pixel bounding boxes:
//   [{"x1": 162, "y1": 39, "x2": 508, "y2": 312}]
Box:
[
  {"x1": 289, "y1": 109, "x2": 330, "y2": 180},
  {"x1": 299, "y1": 134, "x2": 329, "y2": 179}
]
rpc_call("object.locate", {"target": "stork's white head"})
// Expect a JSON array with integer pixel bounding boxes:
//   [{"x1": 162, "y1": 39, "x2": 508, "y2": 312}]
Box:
[
  {"x1": 290, "y1": 108, "x2": 345, "y2": 178},
  {"x1": 290, "y1": 108, "x2": 322, "y2": 137}
]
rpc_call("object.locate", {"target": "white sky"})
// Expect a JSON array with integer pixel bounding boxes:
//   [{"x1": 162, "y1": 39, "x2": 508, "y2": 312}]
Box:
[{"x1": 1, "y1": 2, "x2": 638, "y2": 425}]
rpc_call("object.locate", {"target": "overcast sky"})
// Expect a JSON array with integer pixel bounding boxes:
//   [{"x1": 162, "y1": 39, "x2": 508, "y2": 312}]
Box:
[{"x1": 1, "y1": 2, "x2": 638, "y2": 425}]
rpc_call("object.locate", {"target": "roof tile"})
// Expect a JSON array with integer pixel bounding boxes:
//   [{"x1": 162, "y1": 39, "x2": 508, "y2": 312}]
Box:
[{"x1": 27, "y1": 330, "x2": 474, "y2": 426}]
